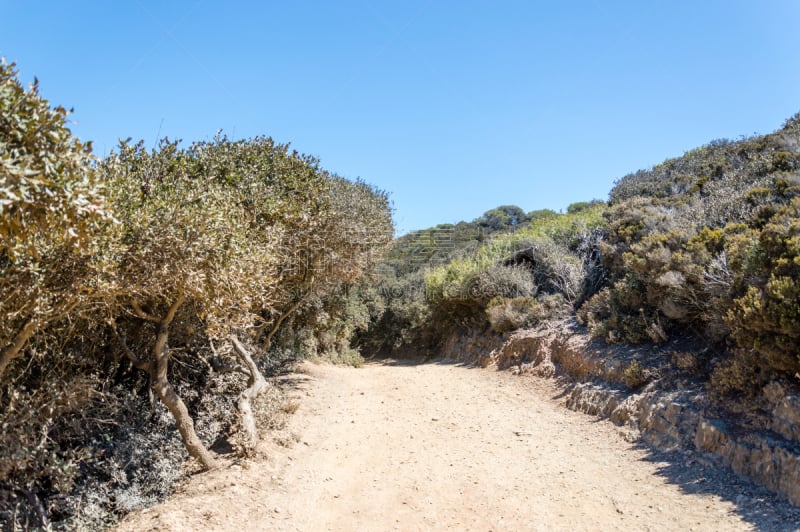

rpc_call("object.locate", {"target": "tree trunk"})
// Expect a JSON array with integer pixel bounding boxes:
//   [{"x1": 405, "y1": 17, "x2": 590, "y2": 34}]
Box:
[
  {"x1": 151, "y1": 323, "x2": 219, "y2": 470},
  {"x1": 230, "y1": 335, "x2": 269, "y2": 451},
  {"x1": 147, "y1": 293, "x2": 219, "y2": 470},
  {"x1": 0, "y1": 318, "x2": 39, "y2": 380}
]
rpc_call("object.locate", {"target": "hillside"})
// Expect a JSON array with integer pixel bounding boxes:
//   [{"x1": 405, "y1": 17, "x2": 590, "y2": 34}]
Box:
[
  {"x1": 353, "y1": 112, "x2": 800, "y2": 506},
  {"x1": 364, "y1": 112, "x2": 800, "y2": 397},
  {"x1": 3, "y1": 54, "x2": 800, "y2": 529}
]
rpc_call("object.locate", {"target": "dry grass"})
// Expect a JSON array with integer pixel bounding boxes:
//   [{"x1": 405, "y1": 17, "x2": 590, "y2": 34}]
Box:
[{"x1": 282, "y1": 400, "x2": 301, "y2": 415}]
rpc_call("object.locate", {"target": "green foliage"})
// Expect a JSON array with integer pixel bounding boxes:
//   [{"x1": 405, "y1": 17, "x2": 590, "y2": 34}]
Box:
[
  {"x1": 358, "y1": 203, "x2": 605, "y2": 358},
  {"x1": 486, "y1": 296, "x2": 540, "y2": 333},
  {"x1": 579, "y1": 113, "x2": 800, "y2": 398},
  {"x1": 0, "y1": 61, "x2": 114, "y2": 527},
  {"x1": 773, "y1": 151, "x2": 798, "y2": 172},
  {"x1": 725, "y1": 198, "x2": 800, "y2": 377},
  {"x1": 360, "y1": 203, "x2": 607, "y2": 357},
  {"x1": 355, "y1": 269, "x2": 437, "y2": 357},
  {"x1": 475, "y1": 204, "x2": 528, "y2": 230},
  {"x1": 4, "y1": 54, "x2": 800, "y2": 526},
  {"x1": 709, "y1": 349, "x2": 770, "y2": 400},
  {"x1": 623, "y1": 360, "x2": 648, "y2": 390},
  {"x1": 577, "y1": 280, "x2": 667, "y2": 345},
  {"x1": 0, "y1": 60, "x2": 108, "y2": 259},
  {"x1": 567, "y1": 199, "x2": 605, "y2": 214},
  {"x1": 100, "y1": 137, "x2": 279, "y2": 337},
  {"x1": 1, "y1": 59, "x2": 110, "y2": 382},
  {"x1": 425, "y1": 204, "x2": 605, "y2": 311},
  {"x1": 527, "y1": 208, "x2": 558, "y2": 222}
]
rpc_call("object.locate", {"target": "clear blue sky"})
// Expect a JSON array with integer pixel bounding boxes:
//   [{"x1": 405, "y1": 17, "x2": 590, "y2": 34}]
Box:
[{"x1": 4, "y1": 1, "x2": 799, "y2": 234}]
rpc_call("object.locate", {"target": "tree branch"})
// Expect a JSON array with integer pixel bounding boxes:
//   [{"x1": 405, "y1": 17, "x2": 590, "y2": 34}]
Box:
[
  {"x1": 163, "y1": 290, "x2": 186, "y2": 326},
  {"x1": 263, "y1": 293, "x2": 309, "y2": 349},
  {"x1": 149, "y1": 304, "x2": 218, "y2": 469},
  {"x1": 110, "y1": 321, "x2": 149, "y2": 371},
  {"x1": 211, "y1": 359, "x2": 250, "y2": 377},
  {"x1": 51, "y1": 298, "x2": 81, "y2": 322},
  {"x1": 0, "y1": 318, "x2": 40, "y2": 380},
  {"x1": 229, "y1": 334, "x2": 269, "y2": 451},
  {"x1": 205, "y1": 339, "x2": 249, "y2": 376},
  {"x1": 229, "y1": 335, "x2": 263, "y2": 385},
  {"x1": 14, "y1": 486, "x2": 49, "y2": 529},
  {"x1": 130, "y1": 298, "x2": 160, "y2": 323}
]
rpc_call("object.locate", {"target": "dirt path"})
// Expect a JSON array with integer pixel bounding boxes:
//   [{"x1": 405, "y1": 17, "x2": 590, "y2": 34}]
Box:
[{"x1": 117, "y1": 360, "x2": 794, "y2": 531}]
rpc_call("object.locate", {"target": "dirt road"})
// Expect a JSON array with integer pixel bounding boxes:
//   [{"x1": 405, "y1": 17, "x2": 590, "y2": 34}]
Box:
[{"x1": 117, "y1": 360, "x2": 795, "y2": 531}]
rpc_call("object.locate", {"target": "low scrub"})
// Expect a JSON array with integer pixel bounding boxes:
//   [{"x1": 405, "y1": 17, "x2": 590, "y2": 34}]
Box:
[
  {"x1": 579, "y1": 113, "x2": 800, "y2": 399},
  {"x1": 486, "y1": 294, "x2": 571, "y2": 334}
]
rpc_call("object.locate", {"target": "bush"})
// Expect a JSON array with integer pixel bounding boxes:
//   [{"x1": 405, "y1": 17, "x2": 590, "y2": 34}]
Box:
[
  {"x1": 486, "y1": 296, "x2": 540, "y2": 333},
  {"x1": 589, "y1": 114, "x2": 800, "y2": 399},
  {"x1": 356, "y1": 269, "x2": 437, "y2": 358},
  {"x1": 623, "y1": 360, "x2": 648, "y2": 390},
  {"x1": 722, "y1": 198, "x2": 800, "y2": 383},
  {"x1": 576, "y1": 276, "x2": 669, "y2": 345},
  {"x1": 505, "y1": 239, "x2": 585, "y2": 302},
  {"x1": 1, "y1": 64, "x2": 394, "y2": 527},
  {"x1": 468, "y1": 264, "x2": 537, "y2": 302},
  {"x1": 1, "y1": 59, "x2": 109, "y2": 380},
  {"x1": 709, "y1": 349, "x2": 771, "y2": 401},
  {"x1": 567, "y1": 199, "x2": 605, "y2": 214},
  {"x1": 486, "y1": 294, "x2": 571, "y2": 333}
]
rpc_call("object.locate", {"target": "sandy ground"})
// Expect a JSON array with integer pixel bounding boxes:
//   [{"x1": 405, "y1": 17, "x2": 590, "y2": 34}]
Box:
[{"x1": 116, "y1": 360, "x2": 797, "y2": 531}]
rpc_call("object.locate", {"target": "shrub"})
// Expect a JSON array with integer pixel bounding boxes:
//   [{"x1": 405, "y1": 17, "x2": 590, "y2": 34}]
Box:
[
  {"x1": 354, "y1": 264, "x2": 442, "y2": 358},
  {"x1": 486, "y1": 294, "x2": 571, "y2": 333},
  {"x1": 1, "y1": 59, "x2": 109, "y2": 380},
  {"x1": 486, "y1": 296, "x2": 540, "y2": 333},
  {"x1": 623, "y1": 360, "x2": 648, "y2": 390},
  {"x1": 722, "y1": 198, "x2": 800, "y2": 384},
  {"x1": 709, "y1": 349, "x2": 771, "y2": 401},
  {"x1": 1, "y1": 66, "x2": 394, "y2": 526},
  {"x1": 577, "y1": 275, "x2": 670, "y2": 345},
  {"x1": 475, "y1": 205, "x2": 528, "y2": 231},
  {"x1": 468, "y1": 264, "x2": 537, "y2": 302},
  {"x1": 567, "y1": 199, "x2": 605, "y2": 214},
  {"x1": 0, "y1": 60, "x2": 111, "y2": 529},
  {"x1": 0, "y1": 60, "x2": 107, "y2": 259},
  {"x1": 772, "y1": 151, "x2": 797, "y2": 172},
  {"x1": 505, "y1": 239, "x2": 585, "y2": 302},
  {"x1": 592, "y1": 114, "x2": 800, "y2": 399}
]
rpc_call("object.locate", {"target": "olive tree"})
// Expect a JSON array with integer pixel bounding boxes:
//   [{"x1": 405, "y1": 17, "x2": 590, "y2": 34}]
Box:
[
  {"x1": 96, "y1": 134, "x2": 395, "y2": 464},
  {"x1": 0, "y1": 60, "x2": 108, "y2": 379},
  {"x1": 99, "y1": 138, "x2": 284, "y2": 468},
  {"x1": 254, "y1": 173, "x2": 394, "y2": 352}
]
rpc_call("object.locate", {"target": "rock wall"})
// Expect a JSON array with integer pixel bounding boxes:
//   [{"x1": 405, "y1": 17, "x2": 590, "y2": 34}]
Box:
[{"x1": 489, "y1": 325, "x2": 800, "y2": 506}]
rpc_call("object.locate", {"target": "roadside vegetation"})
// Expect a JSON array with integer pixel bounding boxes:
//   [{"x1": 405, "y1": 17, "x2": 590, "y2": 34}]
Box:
[
  {"x1": 361, "y1": 112, "x2": 800, "y2": 411},
  {"x1": 3, "y1": 54, "x2": 799, "y2": 528},
  {"x1": 0, "y1": 60, "x2": 392, "y2": 529}
]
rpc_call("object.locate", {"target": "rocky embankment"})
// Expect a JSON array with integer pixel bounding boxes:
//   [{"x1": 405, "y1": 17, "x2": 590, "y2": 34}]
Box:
[{"x1": 468, "y1": 322, "x2": 800, "y2": 506}]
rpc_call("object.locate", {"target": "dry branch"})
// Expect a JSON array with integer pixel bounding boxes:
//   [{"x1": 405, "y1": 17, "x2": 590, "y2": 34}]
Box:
[{"x1": 230, "y1": 335, "x2": 269, "y2": 450}]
